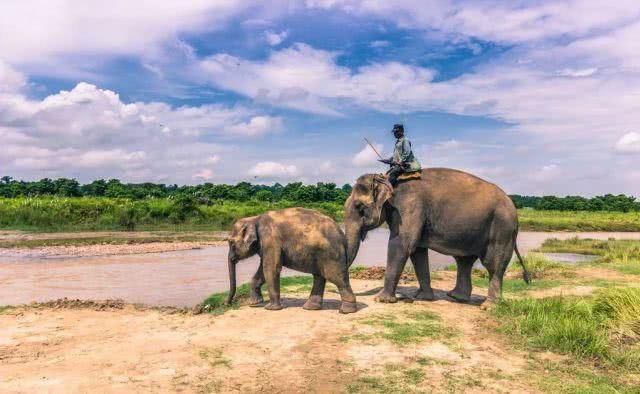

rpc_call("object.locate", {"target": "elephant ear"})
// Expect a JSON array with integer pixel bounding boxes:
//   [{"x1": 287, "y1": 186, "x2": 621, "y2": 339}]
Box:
[
  {"x1": 241, "y1": 219, "x2": 258, "y2": 246},
  {"x1": 372, "y1": 174, "x2": 393, "y2": 219}
]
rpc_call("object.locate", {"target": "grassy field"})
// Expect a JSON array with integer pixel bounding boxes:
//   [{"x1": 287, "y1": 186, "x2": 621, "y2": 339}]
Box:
[
  {"x1": 0, "y1": 197, "x2": 343, "y2": 232},
  {"x1": 518, "y1": 209, "x2": 640, "y2": 231},
  {"x1": 1, "y1": 197, "x2": 640, "y2": 233}
]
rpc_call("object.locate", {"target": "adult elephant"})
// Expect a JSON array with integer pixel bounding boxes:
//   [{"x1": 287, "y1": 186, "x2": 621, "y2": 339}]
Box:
[{"x1": 344, "y1": 168, "x2": 530, "y2": 307}]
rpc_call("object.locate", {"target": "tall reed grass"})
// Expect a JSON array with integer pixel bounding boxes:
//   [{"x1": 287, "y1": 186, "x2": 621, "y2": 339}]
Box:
[{"x1": 495, "y1": 288, "x2": 640, "y2": 367}]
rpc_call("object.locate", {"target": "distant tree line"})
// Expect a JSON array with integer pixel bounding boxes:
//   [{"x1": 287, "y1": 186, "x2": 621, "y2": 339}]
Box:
[
  {"x1": 509, "y1": 194, "x2": 640, "y2": 212},
  {"x1": 1, "y1": 177, "x2": 638, "y2": 212},
  {"x1": 0, "y1": 176, "x2": 352, "y2": 204}
]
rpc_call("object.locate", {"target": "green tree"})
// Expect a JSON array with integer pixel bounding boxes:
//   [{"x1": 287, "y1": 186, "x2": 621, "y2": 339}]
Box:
[{"x1": 255, "y1": 189, "x2": 273, "y2": 202}]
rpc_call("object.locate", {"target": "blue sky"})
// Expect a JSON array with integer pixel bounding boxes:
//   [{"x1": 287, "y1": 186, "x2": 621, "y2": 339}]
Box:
[{"x1": 1, "y1": 1, "x2": 639, "y2": 196}]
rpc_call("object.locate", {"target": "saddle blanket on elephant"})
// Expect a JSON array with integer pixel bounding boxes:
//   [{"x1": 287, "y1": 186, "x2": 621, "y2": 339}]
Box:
[{"x1": 397, "y1": 171, "x2": 422, "y2": 182}]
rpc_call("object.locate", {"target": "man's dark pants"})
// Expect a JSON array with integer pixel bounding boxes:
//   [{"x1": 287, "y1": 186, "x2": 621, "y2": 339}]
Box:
[{"x1": 387, "y1": 165, "x2": 404, "y2": 186}]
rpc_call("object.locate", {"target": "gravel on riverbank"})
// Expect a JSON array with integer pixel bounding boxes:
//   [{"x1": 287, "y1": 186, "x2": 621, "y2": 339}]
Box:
[{"x1": 0, "y1": 240, "x2": 225, "y2": 258}]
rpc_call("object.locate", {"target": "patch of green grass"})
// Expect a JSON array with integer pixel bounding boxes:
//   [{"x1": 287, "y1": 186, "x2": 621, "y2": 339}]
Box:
[
  {"x1": 403, "y1": 368, "x2": 425, "y2": 385},
  {"x1": 472, "y1": 276, "x2": 561, "y2": 293},
  {"x1": 537, "y1": 238, "x2": 640, "y2": 275},
  {"x1": 592, "y1": 288, "x2": 640, "y2": 348},
  {"x1": 347, "y1": 364, "x2": 426, "y2": 394},
  {"x1": 511, "y1": 253, "x2": 577, "y2": 279},
  {"x1": 200, "y1": 275, "x2": 314, "y2": 315},
  {"x1": 358, "y1": 311, "x2": 454, "y2": 345},
  {"x1": 0, "y1": 305, "x2": 13, "y2": 314},
  {"x1": 470, "y1": 254, "x2": 581, "y2": 293},
  {"x1": 494, "y1": 296, "x2": 608, "y2": 358},
  {"x1": 493, "y1": 288, "x2": 640, "y2": 368},
  {"x1": 444, "y1": 263, "x2": 457, "y2": 271},
  {"x1": 347, "y1": 376, "x2": 390, "y2": 393},
  {"x1": 577, "y1": 277, "x2": 624, "y2": 288},
  {"x1": 442, "y1": 370, "x2": 484, "y2": 392},
  {"x1": 198, "y1": 347, "x2": 231, "y2": 369},
  {"x1": 531, "y1": 359, "x2": 639, "y2": 394},
  {"x1": 349, "y1": 265, "x2": 367, "y2": 273}
]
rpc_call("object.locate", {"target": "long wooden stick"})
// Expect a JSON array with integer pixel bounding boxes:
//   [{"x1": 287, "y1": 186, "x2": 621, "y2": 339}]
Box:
[{"x1": 364, "y1": 138, "x2": 383, "y2": 160}]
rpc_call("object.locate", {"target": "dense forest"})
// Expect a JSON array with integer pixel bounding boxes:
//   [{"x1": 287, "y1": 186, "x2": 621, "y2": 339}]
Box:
[
  {"x1": 1, "y1": 176, "x2": 639, "y2": 212},
  {"x1": 0, "y1": 176, "x2": 351, "y2": 204}
]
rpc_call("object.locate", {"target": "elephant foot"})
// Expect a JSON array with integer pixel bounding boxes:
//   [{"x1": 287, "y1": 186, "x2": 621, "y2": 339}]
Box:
[
  {"x1": 249, "y1": 296, "x2": 265, "y2": 307},
  {"x1": 374, "y1": 290, "x2": 398, "y2": 303},
  {"x1": 413, "y1": 288, "x2": 435, "y2": 301},
  {"x1": 447, "y1": 289, "x2": 471, "y2": 303},
  {"x1": 264, "y1": 302, "x2": 283, "y2": 311},
  {"x1": 339, "y1": 301, "x2": 358, "y2": 314},
  {"x1": 302, "y1": 298, "x2": 323, "y2": 311}
]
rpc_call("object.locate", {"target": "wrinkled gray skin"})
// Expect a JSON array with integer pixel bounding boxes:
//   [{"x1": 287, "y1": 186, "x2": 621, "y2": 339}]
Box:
[
  {"x1": 344, "y1": 168, "x2": 530, "y2": 307},
  {"x1": 227, "y1": 207, "x2": 357, "y2": 314}
]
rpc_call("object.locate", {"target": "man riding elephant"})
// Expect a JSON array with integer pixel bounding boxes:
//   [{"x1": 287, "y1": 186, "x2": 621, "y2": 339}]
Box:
[{"x1": 379, "y1": 124, "x2": 421, "y2": 186}]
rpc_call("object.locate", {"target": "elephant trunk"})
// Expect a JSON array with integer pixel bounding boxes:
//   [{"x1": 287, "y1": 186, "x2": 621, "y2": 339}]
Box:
[
  {"x1": 344, "y1": 210, "x2": 364, "y2": 267},
  {"x1": 227, "y1": 256, "x2": 237, "y2": 305}
]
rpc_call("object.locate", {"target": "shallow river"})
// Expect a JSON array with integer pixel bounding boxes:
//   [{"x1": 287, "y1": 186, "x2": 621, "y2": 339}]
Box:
[{"x1": 2, "y1": 230, "x2": 640, "y2": 307}]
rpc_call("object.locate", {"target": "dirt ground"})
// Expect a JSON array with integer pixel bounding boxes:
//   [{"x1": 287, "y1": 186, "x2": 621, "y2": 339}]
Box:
[{"x1": 2, "y1": 270, "x2": 601, "y2": 394}]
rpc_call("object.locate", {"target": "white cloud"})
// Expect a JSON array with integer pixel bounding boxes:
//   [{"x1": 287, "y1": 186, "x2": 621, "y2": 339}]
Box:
[
  {"x1": 199, "y1": 43, "x2": 436, "y2": 115},
  {"x1": 225, "y1": 116, "x2": 284, "y2": 136},
  {"x1": 193, "y1": 168, "x2": 215, "y2": 181},
  {"x1": 352, "y1": 143, "x2": 384, "y2": 167},
  {"x1": 76, "y1": 149, "x2": 146, "y2": 169},
  {"x1": 434, "y1": 140, "x2": 463, "y2": 151},
  {"x1": 0, "y1": 61, "x2": 26, "y2": 92},
  {"x1": 0, "y1": 1, "x2": 254, "y2": 65},
  {"x1": 318, "y1": 160, "x2": 335, "y2": 174},
  {"x1": 0, "y1": 81, "x2": 279, "y2": 182},
  {"x1": 308, "y1": 1, "x2": 640, "y2": 44},
  {"x1": 205, "y1": 155, "x2": 221, "y2": 164},
  {"x1": 557, "y1": 68, "x2": 598, "y2": 78},
  {"x1": 616, "y1": 132, "x2": 640, "y2": 154},
  {"x1": 532, "y1": 164, "x2": 561, "y2": 182},
  {"x1": 265, "y1": 30, "x2": 288, "y2": 46},
  {"x1": 248, "y1": 161, "x2": 299, "y2": 178}
]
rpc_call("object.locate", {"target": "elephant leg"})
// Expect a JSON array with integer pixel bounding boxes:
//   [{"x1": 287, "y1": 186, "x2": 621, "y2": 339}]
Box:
[
  {"x1": 249, "y1": 260, "x2": 266, "y2": 307},
  {"x1": 480, "y1": 242, "x2": 513, "y2": 309},
  {"x1": 262, "y1": 248, "x2": 283, "y2": 311},
  {"x1": 328, "y1": 270, "x2": 357, "y2": 314},
  {"x1": 410, "y1": 247, "x2": 434, "y2": 301},
  {"x1": 303, "y1": 275, "x2": 326, "y2": 311},
  {"x1": 447, "y1": 256, "x2": 476, "y2": 303},
  {"x1": 375, "y1": 236, "x2": 409, "y2": 303}
]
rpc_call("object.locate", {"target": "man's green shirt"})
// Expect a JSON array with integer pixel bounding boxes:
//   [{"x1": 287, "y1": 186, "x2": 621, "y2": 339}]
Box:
[{"x1": 391, "y1": 136, "x2": 421, "y2": 172}]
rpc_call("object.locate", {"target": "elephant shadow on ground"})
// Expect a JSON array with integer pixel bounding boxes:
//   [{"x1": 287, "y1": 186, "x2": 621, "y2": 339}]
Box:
[
  {"x1": 356, "y1": 286, "x2": 485, "y2": 306},
  {"x1": 277, "y1": 297, "x2": 369, "y2": 311}
]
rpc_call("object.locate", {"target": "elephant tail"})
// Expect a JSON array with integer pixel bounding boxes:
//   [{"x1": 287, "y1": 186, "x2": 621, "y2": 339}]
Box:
[{"x1": 514, "y1": 242, "x2": 531, "y2": 284}]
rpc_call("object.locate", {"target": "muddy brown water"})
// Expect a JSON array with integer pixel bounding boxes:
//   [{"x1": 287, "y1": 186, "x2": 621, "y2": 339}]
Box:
[{"x1": 2, "y1": 230, "x2": 640, "y2": 307}]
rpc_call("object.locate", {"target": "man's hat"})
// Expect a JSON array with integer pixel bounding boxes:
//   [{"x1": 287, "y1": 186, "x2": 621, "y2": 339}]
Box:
[{"x1": 392, "y1": 124, "x2": 404, "y2": 133}]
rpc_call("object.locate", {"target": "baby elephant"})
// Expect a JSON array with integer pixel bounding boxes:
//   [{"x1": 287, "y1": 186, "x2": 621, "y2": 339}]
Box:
[{"x1": 227, "y1": 207, "x2": 357, "y2": 313}]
